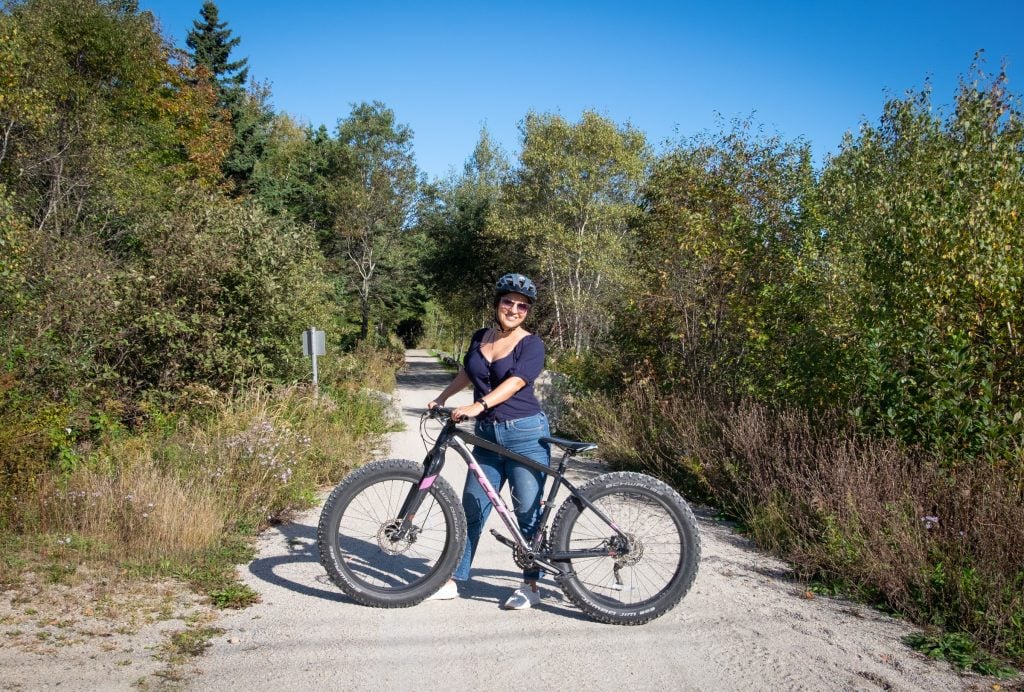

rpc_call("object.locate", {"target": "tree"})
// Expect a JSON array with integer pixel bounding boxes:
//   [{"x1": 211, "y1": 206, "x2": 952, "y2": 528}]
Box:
[
  {"x1": 0, "y1": 0, "x2": 230, "y2": 238},
  {"x1": 819, "y1": 64, "x2": 1024, "y2": 460},
  {"x1": 186, "y1": 1, "x2": 248, "y2": 100},
  {"x1": 0, "y1": 0, "x2": 330, "y2": 404},
  {"x1": 332, "y1": 102, "x2": 419, "y2": 341},
  {"x1": 418, "y1": 129, "x2": 513, "y2": 351},
  {"x1": 628, "y1": 123, "x2": 824, "y2": 402},
  {"x1": 186, "y1": 1, "x2": 268, "y2": 191},
  {"x1": 492, "y1": 111, "x2": 649, "y2": 354}
]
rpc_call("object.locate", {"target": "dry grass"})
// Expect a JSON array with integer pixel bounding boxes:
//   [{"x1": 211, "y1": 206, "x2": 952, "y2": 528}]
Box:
[
  {"x1": 39, "y1": 465, "x2": 225, "y2": 565},
  {"x1": 567, "y1": 381, "x2": 1024, "y2": 666},
  {"x1": 1, "y1": 371, "x2": 394, "y2": 608}
]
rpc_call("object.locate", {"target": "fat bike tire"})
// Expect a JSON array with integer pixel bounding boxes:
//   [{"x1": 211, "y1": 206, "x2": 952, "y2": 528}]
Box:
[
  {"x1": 551, "y1": 471, "x2": 700, "y2": 625},
  {"x1": 317, "y1": 458, "x2": 467, "y2": 608}
]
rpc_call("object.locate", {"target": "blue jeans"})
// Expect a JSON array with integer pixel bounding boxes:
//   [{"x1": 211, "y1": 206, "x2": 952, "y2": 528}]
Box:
[{"x1": 452, "y1": 412, "x2": 550, "y2": 582}]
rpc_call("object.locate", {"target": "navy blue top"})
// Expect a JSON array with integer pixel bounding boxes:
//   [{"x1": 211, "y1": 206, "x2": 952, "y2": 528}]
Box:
[{"x1": 463, "y1": 328, "x2": 545, "y2": 422}]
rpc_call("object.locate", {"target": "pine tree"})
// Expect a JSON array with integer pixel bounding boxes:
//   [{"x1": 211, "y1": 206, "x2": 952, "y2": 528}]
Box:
[
  {"x1": 186, "y1": 1, "x2": 269, "y2": 192},
  {"x1": 186, "y1": 1, "x2": 248, "y2": 106}
]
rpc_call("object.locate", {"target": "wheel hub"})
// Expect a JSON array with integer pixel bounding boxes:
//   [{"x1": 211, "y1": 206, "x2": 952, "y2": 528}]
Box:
[
  {"x1": 612, "y1": 532, "x2": 644, "y2": 567},
  {"x1": 377, "y1": 519, "x2": 417, "y2": 555}
]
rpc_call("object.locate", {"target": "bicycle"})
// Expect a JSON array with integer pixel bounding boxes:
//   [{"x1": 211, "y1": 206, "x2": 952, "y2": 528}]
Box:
[{"x1": 317, "y1": 406, "x2": 701, "y2": 625}]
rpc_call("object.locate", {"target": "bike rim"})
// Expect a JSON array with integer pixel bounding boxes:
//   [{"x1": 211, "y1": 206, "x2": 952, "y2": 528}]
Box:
[
  {"x1": 566, "y1": 490, "x2": 684, "y2": 607},
  {"x1": 335, "y1": 477, "x2": 452, "y2": 592}
]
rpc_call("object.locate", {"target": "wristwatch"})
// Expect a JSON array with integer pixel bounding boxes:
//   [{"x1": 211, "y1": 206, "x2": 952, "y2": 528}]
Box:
[{"x1": 476, "y1": 398, "x2": 489, "y2": 411}]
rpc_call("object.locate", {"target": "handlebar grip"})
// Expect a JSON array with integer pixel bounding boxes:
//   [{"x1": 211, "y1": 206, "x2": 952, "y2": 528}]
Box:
[{"x1": 427, "y1": 405, "x2": 454, "y2": 419}]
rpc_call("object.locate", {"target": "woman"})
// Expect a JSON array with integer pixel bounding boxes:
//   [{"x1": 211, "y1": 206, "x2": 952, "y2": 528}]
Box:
[{"x1": 427, "y1": 272, "x2": 550, "y2": 610}]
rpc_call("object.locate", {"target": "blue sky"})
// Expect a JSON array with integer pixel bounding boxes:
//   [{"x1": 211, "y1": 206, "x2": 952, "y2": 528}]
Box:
[{"x1": 139, "y1": 1, "x2": 1024, "y2": 180}]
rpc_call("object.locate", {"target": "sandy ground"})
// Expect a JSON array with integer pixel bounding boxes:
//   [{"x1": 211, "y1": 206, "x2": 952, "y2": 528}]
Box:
[
  {"x1": 0, "y1": 350, "x2": 1012, "y2": 691},
  {"x1": 0, "y1": 569, "x2": 212, "y2": 690},
  {"x1": 185, "y1": 351, "x2": 1000, "y2": 691}
]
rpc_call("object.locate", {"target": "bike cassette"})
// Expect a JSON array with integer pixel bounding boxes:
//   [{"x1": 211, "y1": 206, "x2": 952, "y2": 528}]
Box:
[{"x1": 611, "y1": 532, "x2": 644, "y2": 567}]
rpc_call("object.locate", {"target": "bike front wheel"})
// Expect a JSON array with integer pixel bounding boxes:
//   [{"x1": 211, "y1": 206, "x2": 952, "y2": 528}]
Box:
[
  {"x1": 317, "y1": 458, "x2": 467, "y2": 608},
  {"x1": 551, "y1": 471, "x2": 700, "y2": 625}
]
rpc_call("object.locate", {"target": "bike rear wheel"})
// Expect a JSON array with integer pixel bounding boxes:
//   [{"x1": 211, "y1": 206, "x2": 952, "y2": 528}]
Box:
[
  {"x1": 551, "y1": 471, "x2": 700, "y2": 625},
  {"x1": 317, "y1": 458, "x2": 467, "y2": 608}
]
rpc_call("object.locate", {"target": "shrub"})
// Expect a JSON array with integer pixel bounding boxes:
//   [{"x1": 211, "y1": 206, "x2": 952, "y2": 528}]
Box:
[
  {"x1": 4, "y1": 375, "x2": 394, "y2": 601},
  {"x1": 569, "y1": 383, "x2": 1024, "y2": 664}
]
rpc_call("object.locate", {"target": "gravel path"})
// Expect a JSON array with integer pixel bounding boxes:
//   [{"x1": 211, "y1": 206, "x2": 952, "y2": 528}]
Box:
[{"x1": 188, "y1": 350, "x2": 986, "y2": 691}]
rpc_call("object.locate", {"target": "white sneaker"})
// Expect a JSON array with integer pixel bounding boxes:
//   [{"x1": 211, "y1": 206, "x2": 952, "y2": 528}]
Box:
[
  {"x1": 501, "y1": 583, "x2": 541, "y2": 610},
  {"x1": 426, "y1": 580, "x2": 459, "y2": 601}
]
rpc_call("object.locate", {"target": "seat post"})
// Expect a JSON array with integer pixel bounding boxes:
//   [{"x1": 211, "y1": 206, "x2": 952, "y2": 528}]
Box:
[{"x1": 555, "y1": 450, "x2": 571, "y2": 475}]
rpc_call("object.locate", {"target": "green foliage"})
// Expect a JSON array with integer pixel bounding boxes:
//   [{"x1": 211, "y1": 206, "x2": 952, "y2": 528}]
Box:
[
  {"x1": 253, "y1": 105, "x2": 422, "y2": 342},
  {"x1": 904, "y1": 631, "x2": 1017, "y2": 677},
  {"x1": 165, "y1": 625, "x2": 225, "y2": 658},
  {"x1": 0, "y1": 371, "x2": 74, "y2": 524},
  {"x1": 186, "y1": 0, "x2": 249, "y2": 95},
  {"x1": 0, "y1": 186, "x2": 29, "y2": 331},
  {"x1": 493, "y1": 111, "x2": 650, "y2": 354},
  {"x1": 626, "y1": 121, "x2": 825, "y2": 403},
  {"x1": 209, "y1": 583, "x2": 259, "y2": 609},
  {"x1": 185, "y1": 1, "x2": 270, "y2": 191},
  {"x1": 819, "y1": 64, "x2": 1024, "y2": 461},
  {"x1": 118, "y1": 194, "x2": 334, "y2": 391},
  {"x1": 332, "y1": 101, "x2": 421, "y2": 340},
  {"x1": 0, "y1": 0, "x2": 230, "y2": 234},
  {"x1": 417, "y1": 129, "x2": 512, "y2": 350}
]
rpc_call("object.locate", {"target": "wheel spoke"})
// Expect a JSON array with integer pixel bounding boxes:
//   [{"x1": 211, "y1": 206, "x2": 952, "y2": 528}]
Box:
[
  {"x1": 553, "y1": 472, "x2": 700, "y2": 624},
  {"x1": 318, "y1": 460, "x2": 467, "y2": 607}
]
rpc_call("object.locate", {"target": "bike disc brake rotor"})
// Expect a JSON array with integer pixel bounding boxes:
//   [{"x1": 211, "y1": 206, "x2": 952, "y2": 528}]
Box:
[
  {"x1": 377, "y1": 519, "x2": 418, "y2": 555},
  {"x1": 612, "y1": 532, "x2": 644, "y2": 568}
]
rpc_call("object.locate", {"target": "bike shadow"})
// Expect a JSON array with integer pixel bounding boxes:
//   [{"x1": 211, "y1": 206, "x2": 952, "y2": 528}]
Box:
[
  {"x1": 244, "y1": 519, "x2": 352, "y2": 603},
  {"x1": 246, "y1": 519, "x2": 451, "y2": 604},
  {"x1": 456, "y1": 569, "x2": 596, "y2": 622},
  {"x1": 245, "y1": 518, "x2": 595, "y2": 622}
]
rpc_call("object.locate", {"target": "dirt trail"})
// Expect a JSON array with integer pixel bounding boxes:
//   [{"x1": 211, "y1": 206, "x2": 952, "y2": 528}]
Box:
[{"x1": 185, "y1": 350, "x2": 987, "y2": 691}]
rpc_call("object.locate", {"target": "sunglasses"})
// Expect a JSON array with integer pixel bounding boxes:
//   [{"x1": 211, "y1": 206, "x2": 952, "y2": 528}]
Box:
[{"x1": 499, "y1": 297, "x2": 531, "y2": 314}]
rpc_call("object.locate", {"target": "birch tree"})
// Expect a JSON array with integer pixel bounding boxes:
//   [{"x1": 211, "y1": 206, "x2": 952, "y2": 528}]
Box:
[{"x1": 493, "y1": 111, "x2": 649, "y2": 354}]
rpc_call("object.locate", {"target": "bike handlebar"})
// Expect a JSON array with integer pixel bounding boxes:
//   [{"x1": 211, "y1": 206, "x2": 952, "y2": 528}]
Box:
[{"x1": 425, "y1": 405, "x2": 456, "y2": 421}]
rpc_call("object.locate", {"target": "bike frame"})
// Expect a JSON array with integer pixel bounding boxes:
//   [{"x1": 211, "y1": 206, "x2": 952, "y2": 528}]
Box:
[{"x1": 395, "y1": 412, "x2": 630, "y2": 578}]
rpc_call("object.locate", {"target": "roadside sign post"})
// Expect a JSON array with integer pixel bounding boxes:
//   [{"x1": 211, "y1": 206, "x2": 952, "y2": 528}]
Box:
[{"x1": 302, "y1": 327, "x2": 326, "y2": 393}]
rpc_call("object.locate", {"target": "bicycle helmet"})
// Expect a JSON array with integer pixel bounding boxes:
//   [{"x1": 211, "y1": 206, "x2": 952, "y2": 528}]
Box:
[{"x1": 494, "y1": 273, "x2": 537, "y2": 302}]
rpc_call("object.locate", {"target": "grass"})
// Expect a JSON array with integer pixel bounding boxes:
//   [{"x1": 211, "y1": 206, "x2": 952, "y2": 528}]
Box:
[
  {"x1": 0, "y1": 343, "x2": 400, "y2": 689},
  {"x1": 904, "y1": 631, "x2": 1018, "y2": 678},
  {"x1": 165, "y1": 625, "x2": 224, "y2": 659},
  {"x1": 565, "y1": 381, "x2": 1024, "y2": 671},
  {"x1": 0, "y1": 345, "x2": 401, "y2": 612},
  {"x1": 154, "y1": 622, "x2": 226, "y2": 682}
]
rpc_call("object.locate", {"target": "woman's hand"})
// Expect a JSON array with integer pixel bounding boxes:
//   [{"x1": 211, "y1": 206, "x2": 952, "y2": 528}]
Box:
[{"x1": 451, "y1": 401, "x2": 485, "y2": 422}]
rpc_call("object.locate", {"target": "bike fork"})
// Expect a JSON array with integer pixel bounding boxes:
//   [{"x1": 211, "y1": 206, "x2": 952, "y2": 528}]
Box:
[{"x1": 393, "y1": 445, "x2": 447, "y2": 536}]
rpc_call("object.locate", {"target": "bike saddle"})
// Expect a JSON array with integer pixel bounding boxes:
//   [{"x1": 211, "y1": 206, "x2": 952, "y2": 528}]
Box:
[{"x1": 540, "y1": 436, "x2": 598, "y2": 455}]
